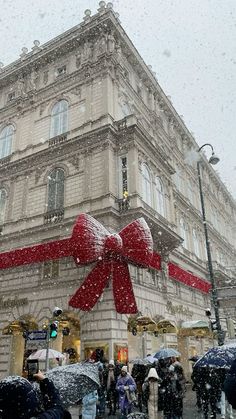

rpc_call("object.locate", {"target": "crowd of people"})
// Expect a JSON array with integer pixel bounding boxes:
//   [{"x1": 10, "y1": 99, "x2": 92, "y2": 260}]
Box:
[{"x1": 1, "y1": 347, "x2": 236, "y2": 419}]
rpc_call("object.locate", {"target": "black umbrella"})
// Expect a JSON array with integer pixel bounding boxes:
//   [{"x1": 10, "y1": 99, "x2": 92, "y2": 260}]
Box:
[{"x1": 45, "y1": 362, "x2": 100, "y2": 407}]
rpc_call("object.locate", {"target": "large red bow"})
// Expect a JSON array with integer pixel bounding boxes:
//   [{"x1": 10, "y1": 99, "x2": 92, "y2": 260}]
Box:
[
  {"x1": 0, "y1": 214, "x2": 158, "y2": 314},
  {"x1": 69, "y1": 214, "x2": 154, "y2": 313}
]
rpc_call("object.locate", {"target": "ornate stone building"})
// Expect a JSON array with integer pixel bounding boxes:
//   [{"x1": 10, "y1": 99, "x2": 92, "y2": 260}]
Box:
[{"x1": 0, "y1": 2, "x2": 235, "y2": 378}]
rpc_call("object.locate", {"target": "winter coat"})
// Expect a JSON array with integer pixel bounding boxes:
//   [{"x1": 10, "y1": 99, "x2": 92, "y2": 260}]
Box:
[
  {"x1": 82, "y1": 390, "x2": 98, "y2": 419},
  {"x1": 159, "y1": 371, "x2": 183, "y2": 416},
  {"x1": 116, "y1": 373, "x2": 136, "y2": 411},
  {"x1": 0, "y1": 376, "x2": 65, "y2": 419},
  {"x1": 224, "y1": 359, "x2": 236, "y2": 409}
]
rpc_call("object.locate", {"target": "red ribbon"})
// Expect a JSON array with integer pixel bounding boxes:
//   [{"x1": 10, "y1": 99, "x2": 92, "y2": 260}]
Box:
[
  {"x1": 0, "y1": 213, "x2": 210, "y2": 314},
  {"x1": 0, "y1": 214, "x2": 158, "y2": 314}
]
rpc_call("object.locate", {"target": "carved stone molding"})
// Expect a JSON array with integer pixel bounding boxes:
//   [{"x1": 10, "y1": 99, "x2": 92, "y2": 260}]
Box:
[{"x1": 68, "y1": 155, "x2": 80, "y2": 170}]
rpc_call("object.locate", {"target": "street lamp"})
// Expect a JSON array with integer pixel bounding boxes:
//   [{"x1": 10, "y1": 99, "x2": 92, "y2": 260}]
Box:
[{"x1": 197, "y1": 143, "x2": 224, "y2": 346}]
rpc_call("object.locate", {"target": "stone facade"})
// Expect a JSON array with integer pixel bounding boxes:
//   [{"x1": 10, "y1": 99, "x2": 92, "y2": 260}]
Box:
[{"x1": 0, "y1": 3, "x2": 235, "y2": 378}]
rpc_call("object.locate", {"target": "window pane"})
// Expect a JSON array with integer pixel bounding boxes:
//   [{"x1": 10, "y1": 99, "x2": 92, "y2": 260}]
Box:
[
  {"x1": 51, "y1": 100, "x2": 68, "y2": 137},
  {"x1": 47, "y1": 169, "x2": 64, "y2": 211},
  {"x1": 142, "y1": 164, "x2": 151, "y2": 206},
  {"x1": 0, "y1": 125, "x2": 13, "y2": 159},
  {"x1": 0, "y1": 189, "x2": 7, "y2": 224},
  {"x1": 155, "y1": 176, "x2": 165, "y2": 216}
]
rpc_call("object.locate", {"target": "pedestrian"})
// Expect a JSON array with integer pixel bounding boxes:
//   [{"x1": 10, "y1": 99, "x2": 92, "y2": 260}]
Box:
[
  {"x1": 116, "y1": 365, "x2": 137, "y2": 418},
  {"x1": 96, "y1": 364, "x2": 106, "y2": 418},
  {"x1": 200, "y1": 367, "x2": 221, "y2": 419},
  {"x1": 82, "y1": 390, "x2": 98, "y2": 419},
  {"x1": 224, "y1": 359, "x2": 236, "y2": 413},
  {"x1": 104, "y1": 359, "x2": 118, "y2": 416},
  {"x1": 191, "y1": 365, "x2": 203, "y2": 412},
  {"x1": 0, "y1": 370, "x2": 70, "y2": 419},
  {"x1": 162, "y1": 364, "x2": 184, "y2": 419},
  {"x1": 142, "y1": 367, "x2": 161, "y2": 418},
  {"x1": 131, "y1": 363, "x2": 147, "y2": 412}
]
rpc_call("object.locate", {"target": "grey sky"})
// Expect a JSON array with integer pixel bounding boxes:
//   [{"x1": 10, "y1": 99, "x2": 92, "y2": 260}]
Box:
[{"x1": 0, "y1": 0, "x2": 236, "y2": 198}]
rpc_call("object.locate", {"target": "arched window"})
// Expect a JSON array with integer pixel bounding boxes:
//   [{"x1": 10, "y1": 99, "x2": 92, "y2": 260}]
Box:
[
  {"x1": 141, "y1": 163, "x2": 151, "y2": 206},
  {"x1": 50, "y1": 100, "x2": 68, "y2": 138},
  {"x1": 0, "y1": 189, "x2": 7, "y2": 224},
  {"x1": 155, "y1": 176, "x2": 165, "y2": 216},
  {"x1": 47, "y1": 169, "x2": 64, "y2": 211},
  {"x1": 192, "y1": 228, "x2": 200, "y2": 258},
  {"x1": 0, "y1": 125, "x2": 14, "y2": 159},
  {"x1": 180, "y1": 217, "x2": 187, "y2": 248}
]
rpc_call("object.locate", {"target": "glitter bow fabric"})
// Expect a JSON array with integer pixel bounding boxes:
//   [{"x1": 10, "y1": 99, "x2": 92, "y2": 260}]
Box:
[
  {"x1": 0, "y1": 214, "x2": 157, "y2": 314},
  {"x1": 68, "y1": 214, "x2": 154, "y2": 313}
]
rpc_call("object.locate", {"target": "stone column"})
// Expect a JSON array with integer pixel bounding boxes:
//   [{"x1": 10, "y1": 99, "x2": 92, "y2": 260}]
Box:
[
  {"x1": 9, "y1": 333, "x2": 25, "y2": 375},
  {"x1": 177, "y1": 335, "x2": 191, "y2": 379}
]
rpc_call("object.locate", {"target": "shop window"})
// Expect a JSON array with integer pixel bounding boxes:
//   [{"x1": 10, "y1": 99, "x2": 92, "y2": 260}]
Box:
[
  {"x1": 141, "y1": 163, "x2": 152, "y2": 206},
  {"x1": 43, "y1": 260, "x2": 59, "y2": 279},
  {"x1": 47, "y1": 168, "x2": 64, "y2": 211},
  {"x1": 50, "y1": 100, "x2": 68, "y2": 138},
  {"x1": 0, "y1": 188, "x2": 7, "y2": 225},
  {"x1": 0, "y1": 124, "x2": 14, "y2": 159}
]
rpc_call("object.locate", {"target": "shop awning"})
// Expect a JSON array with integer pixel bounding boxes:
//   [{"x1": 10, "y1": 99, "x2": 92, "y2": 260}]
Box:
[
  {"x1": 178, "y1": 320, "x2": 212, "y2": 337},
  {"x1": 156, "y1": 319, "x2": 178, "y2": 334}
]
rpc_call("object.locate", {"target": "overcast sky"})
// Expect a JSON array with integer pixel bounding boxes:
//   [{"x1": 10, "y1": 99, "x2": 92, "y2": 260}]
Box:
[{"x1": 0, "y1": 0, "x2": 236, "y2": 198}]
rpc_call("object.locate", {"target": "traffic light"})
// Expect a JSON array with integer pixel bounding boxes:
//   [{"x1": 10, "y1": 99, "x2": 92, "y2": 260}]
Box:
[{"x1": 49, "y1": 321, "x2": 59, "y2": 339}]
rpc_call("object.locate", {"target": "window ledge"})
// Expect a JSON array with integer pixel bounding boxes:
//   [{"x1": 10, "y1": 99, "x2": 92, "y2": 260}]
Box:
[
  {"x1": 0, "y1": 155, "x2": 11, "y2": 166},
  {"x1": 44, "y1": 209, "x2": 64, "y2": 224},
  {"x1": 48, "y1": 133, "x2": 68, "y2": 147}
]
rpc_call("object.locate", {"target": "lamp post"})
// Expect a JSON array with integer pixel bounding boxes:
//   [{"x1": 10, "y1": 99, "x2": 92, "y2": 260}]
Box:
[{"x1": 197, "y1": 143, "x2": 224, "y2": 346}]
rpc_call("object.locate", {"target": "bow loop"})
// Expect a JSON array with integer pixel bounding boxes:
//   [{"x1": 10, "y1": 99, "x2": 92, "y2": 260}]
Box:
[
  {"x1": 120, "y1": 218, "x2": 153, "y2": 266},
  {"x1": 71, "y1": 213, "x2": 109, "y2": 264}
]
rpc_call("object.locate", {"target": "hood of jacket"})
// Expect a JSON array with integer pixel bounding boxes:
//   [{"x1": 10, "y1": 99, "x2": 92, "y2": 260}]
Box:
[{"x1": 0, "y1": 376, "x2": 39, "y2": 419}]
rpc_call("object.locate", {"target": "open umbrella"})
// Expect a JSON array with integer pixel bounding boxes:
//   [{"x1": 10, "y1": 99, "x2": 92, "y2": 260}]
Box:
[
  {"x1": 143, "y1": 355, "x2": 157, "y2": 364},
  {"x1": 129, "y1": 358, "x2": 147, "y2": 365},
  {"x1": 45, "y1": 362, "x2": 100, "y2": 406},
  {"x1": 28, "y1": 349, "x2": 65, "y2": 360},
  {"x1": 154, "y1": 348, "x2": 180, "y2": 359},
  {"x1": 194, "y1": 346, "x2": 236, "y2": 369}
]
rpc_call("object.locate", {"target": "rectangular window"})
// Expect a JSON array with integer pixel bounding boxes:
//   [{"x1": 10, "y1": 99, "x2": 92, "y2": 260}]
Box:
[
  {"x1": 43, "y1": 260, "x2": 59, "y2": 279},
  {"x1": 119, "y1": 155, "x2": 128, "y2": 195},
  {"x1": 56, "y1": 65, "x2": 67, "y2": 77}
]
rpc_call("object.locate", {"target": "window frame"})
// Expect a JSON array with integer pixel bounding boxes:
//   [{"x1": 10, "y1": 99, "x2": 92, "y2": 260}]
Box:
[
  {"x1": 0, "y1": 188, "x2": 7, "y2": 225},
  {"x1": 155, "y1": 176, "x2": 165, "y2": 216},
  {"x1": 0, "y1": 125, "x2": 14, "y2": 159},
  {"x1": 141, "y1": 163, "x2": 152, "y2": 206},
  {"x1": 47, "y1": 168, "x2": 65, "y2": 212},
  {"x1": 50, "y1": 100, "x2": 68, "y2": 138}
]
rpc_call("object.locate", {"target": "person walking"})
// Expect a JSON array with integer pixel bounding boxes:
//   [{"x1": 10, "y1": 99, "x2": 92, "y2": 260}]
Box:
[
  {"x1": 104, "y1": 359, "x2": 118, "y2": 416},
  {"x1": 116, "y1": 365, "x2": 137, "y2": 418},
  {"x1": 200, "y1": 367, "x2": 221, "y2": 419},
  {"x1": 224, "y1": 359, "x2": 236, "y2": 415},
  {"x1": 0, "y1": 370, "x2": 70, "y2": 419},
  {"x1": 82, "y1": 390, "x2": 98, "y2": 419},
  {"x1": 142, "y1": 367, "x2": 160, "y2": 418}
]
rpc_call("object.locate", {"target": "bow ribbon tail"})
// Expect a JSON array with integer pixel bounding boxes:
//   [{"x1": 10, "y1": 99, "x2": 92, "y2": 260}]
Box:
[
  {"x1": 112, "y1": 260, "x2": 138, "y2": 314},
  {"x1": 69, "y1": 260, "x2": 112, "y2": 311},
  {"x1": 0, "y1": 238, "x2": 72, "y2": 270}
]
